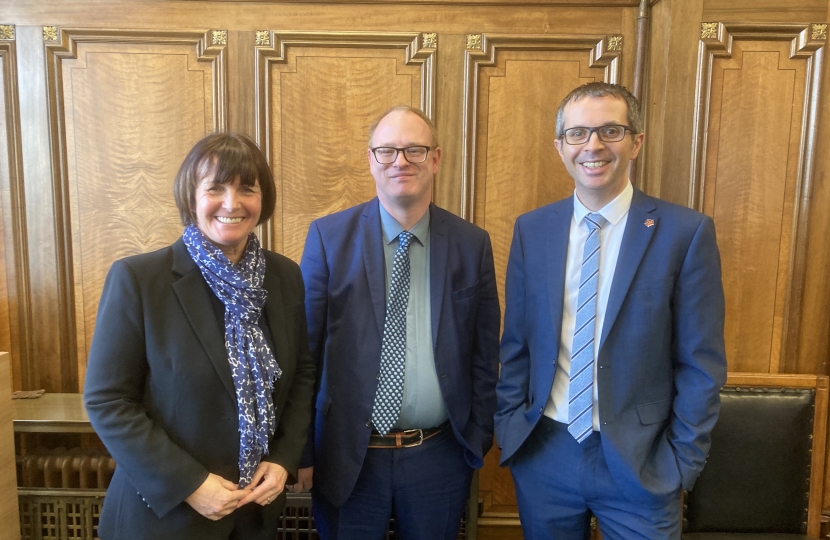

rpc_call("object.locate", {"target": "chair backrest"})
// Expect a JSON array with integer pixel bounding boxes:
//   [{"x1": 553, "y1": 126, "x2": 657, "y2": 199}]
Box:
[{"x1": 683, "y1": 374, "x2": 828, "y2": 537}]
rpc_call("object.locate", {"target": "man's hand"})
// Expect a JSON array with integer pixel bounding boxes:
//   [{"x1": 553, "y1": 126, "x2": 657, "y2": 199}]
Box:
[
  {"x1": 185, "y1": 473, "x2": 248, "y2": 520},
  {"x1": 238, "y1": 461, "x2": 289, "y2": 507},
  {"x1": 289, "y1": 466, "x2": 313, "y2": 493}
]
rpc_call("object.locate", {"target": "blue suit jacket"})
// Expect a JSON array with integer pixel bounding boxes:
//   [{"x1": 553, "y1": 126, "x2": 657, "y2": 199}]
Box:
[
  {"x1": 495, "y1": 189, "x2": 727, "y2": 502},
  {"x1": 300, "y1": 198, "x2": 501, "y2": 507}
]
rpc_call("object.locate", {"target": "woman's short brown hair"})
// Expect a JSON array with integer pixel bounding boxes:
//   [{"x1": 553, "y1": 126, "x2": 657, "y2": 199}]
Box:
[{"x1": 173, "y1": 132, "x2": 276, "y2": 226}]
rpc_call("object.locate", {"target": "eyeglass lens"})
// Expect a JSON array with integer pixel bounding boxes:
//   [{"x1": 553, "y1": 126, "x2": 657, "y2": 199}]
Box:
[
  {"x1": 564, "y1": 125, "x2": 628, "y2": 145},
  {"x1": 372, "y1": 146, "x2": 430, "y2": 164}
]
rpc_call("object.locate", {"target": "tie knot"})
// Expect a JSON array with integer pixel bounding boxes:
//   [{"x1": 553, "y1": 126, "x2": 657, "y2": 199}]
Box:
[
  {"x1": 585, "y1": 213, "x2": 607, "y2": 232},
  {"x1": 397, "y1": 231, "x2": 415, "y2": 252}
]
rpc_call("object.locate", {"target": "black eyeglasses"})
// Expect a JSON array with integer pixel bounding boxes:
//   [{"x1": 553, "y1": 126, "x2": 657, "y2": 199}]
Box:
[
  {"x1": 561, "y1": 124, "x2": 633, "y2": 145},
  {"x1": 370, "y1": 146, "x2": 432, "y2": 164}
]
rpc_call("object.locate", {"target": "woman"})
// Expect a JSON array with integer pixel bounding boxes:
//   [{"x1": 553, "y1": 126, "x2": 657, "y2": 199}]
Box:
[{"x1": 84, "y1": 133, "x2": 315, "y2": 540}]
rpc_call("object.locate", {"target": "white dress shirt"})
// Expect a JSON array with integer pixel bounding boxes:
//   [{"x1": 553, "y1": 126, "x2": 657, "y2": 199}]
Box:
[{"x1": 544, "y1": 182, "x2": 633, "y2": 430}]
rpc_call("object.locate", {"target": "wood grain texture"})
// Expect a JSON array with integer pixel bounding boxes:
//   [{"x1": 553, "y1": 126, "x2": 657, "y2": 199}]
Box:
[
  {"x1": 191, "y1": 0, "x2": 638, "y2": 4},
  {"x1": 0, "y1": 352, "x2": 21, "y2": 540},
  {"x1": 0, "y1": 39, "x2": 28, "y2": 394},
  {"x1": 255, "y1": 32, "x2": 434, "y2": 261},
  {"x1": 17, "y1": 26, "x2": 65, "y2": 392},
  {"x1": 702, "y1": 0, "x2": 826, "y2": 22},
  {"x1": 642, "y1": 0, "x2": 704, "y2": 203},
  {"x1": 44, "y1": 29, "x2": 227, "y2": 390},
  {"x1": 3, "y1": 2, "x2": 628, "y2": 35},
  {"x1": 692, "y1": 25, "x2": 824, "y2": 374}
]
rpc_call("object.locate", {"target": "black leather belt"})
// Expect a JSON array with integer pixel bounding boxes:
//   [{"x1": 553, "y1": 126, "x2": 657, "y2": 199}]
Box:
[{"x1": 368, "y1": 421, "x2": 449, "y2": 449}]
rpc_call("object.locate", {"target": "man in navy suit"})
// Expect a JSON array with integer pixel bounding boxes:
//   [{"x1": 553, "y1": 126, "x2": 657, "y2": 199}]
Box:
[
  {"x1": 496, "y1": 82, "x2": 727, "y2": 539},
  {"x1": 296, "y1": 105, "x2": 500, "y2": 540}
]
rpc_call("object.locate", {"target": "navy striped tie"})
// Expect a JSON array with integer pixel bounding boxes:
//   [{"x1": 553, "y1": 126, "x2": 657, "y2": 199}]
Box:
[
  {"x1": 567, "y1": 213, "x2": 607, "y2": 443},
  {"x1": 371, "y1": 231, "x2": 414, "y2": 436}
]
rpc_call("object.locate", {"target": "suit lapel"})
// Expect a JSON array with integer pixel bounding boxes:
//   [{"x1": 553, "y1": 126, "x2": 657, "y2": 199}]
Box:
[
  {"x1": 361, "y1": 199, "x2": 388, "y2": 340},
  {"x1": 599, "y1": 189, "x2": 657, "y2": 349},
  {"x1": 171, "y1": 239, "x2": 236, "y2": 399},
  {"x1": 263, "y1": 263, "x2": 290, "y2": 391},
  {"x1": 429, "y1": 204, "x2": 448, "y2": 350},
  {"x1": 547, "y1": 198, "x2": 573, "y2": 345}
]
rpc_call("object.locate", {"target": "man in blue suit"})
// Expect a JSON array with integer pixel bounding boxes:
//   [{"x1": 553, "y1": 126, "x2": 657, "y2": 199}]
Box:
[
  {"x1": 297, "y1": 105, "x2": 500, "y2": 540},
  {"x1": 496, "y1": 82, "x2": 727, "y2": 539}
]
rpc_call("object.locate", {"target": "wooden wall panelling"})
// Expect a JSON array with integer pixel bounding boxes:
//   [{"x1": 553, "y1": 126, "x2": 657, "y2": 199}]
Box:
[
  {"x1": 254, "y1": 31, "x2": 435, "y2": 261},
  {"x1": 461, "y1": 32, "x2": 622, "y2": 526},
  {"x1": 0, "y1": 25, "x2": 30, "y2": 394},
  {"x1": 701, "y1": 0, "x2": 828, "y2": 23},
  {"x1": 17, "y1": 25, "x2": 62, "y2": 393},
  {"x1": 690, "y1": 23, "x2": 825, "y2": 374},
  {"x1": 641, "y1": 0, "x2": 706, "y2": 202},
  {"x1": 816, "y1": 2, "x2": 830, "y2": 515},
  {"x1": 42, "y1": 28, "x2": 228, "y2": 391}
]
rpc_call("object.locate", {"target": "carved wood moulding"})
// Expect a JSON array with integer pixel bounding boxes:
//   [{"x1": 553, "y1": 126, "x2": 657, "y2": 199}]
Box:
[
  {"x1": 42, "y1": 28, "x2": 228, "y2": 382},
  {"x1": 461, "y1": 33, "x2": 623, "y2": 222},
  {"x1": 692, "y1": 22, "x2": 825, "y2": 373},
  {"x1": 255, "y1": 31, "x2": 436, "y2": 146},
  {"x1": 188, "y1": 0, "x2": 639, "y2": 4},
  {"x1": 0, "y1": 25, "x2": 14, "y2": 41},
  {"x1": 0, "y1": 37, "x2": 31, "y2": 390},
  {"x1": 254, "y1": 31, "x2": 439, "y2": 256}
]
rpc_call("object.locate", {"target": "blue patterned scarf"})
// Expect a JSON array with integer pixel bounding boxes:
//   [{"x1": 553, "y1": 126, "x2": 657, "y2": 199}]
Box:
[{"x1": 182, "y1": 223, "x2": 282, "y2": 487}]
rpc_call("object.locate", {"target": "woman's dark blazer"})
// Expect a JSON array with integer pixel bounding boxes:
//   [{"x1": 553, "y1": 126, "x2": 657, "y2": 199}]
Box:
[{"x1": 84, "y1": 238, "x2": 316, "y2": 540}]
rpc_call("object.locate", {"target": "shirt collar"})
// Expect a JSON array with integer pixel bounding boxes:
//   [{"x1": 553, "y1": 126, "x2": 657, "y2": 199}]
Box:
[
  {"x1": 379, "y1": 202, "x2": 430, "y2": 246},
  {"x1": 573, "y1": 181, "x2": 633, "y2": 227}
]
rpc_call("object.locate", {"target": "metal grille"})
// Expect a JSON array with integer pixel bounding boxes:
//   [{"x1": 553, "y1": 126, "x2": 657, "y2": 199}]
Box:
[
  {"x1": 18, "y1": 490, "x2": 468, "y2": 540},
  {"x1": 19, "y1": 489, "x2": 104, "y2": 540}
]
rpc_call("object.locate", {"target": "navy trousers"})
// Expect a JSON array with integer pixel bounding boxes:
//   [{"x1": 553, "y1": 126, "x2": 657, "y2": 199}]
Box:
[
  {"x1": 510, "y1": 416, "x2": 681, "y2": 540},
  {"x1": 312, "y1": 427, "x2": 473, "y2": 540}
]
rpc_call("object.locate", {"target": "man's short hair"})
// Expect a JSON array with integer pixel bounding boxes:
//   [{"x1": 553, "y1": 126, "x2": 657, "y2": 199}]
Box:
[
  {"x1": 173, "y1": 132, "x2": 276, "y2": 226},
  {"x1": 555, "y1": 82, "x2": 643, "y2": 138},
  {"x1": 367, "y1": 105, "x2": 439, "y2": 148}
]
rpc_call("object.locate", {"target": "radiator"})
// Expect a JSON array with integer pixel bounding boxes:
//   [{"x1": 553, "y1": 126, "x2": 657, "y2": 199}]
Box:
[{"x1": 18, "y1": 448, "x2": 115, "y2": 490}]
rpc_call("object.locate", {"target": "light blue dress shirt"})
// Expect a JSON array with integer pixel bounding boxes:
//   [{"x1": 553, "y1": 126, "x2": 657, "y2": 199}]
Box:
[{"x1": 379, "y1": 203, "x2": 448, "y2": 429}]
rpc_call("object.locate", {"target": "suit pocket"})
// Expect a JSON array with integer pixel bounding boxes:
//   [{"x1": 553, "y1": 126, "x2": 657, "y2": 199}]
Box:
[
  {"x1": 636, "y1": 398, "x2": 671, "y2": 425},
  {"x1": 316, "y1": 391, "x2": 331, "y2": 417},
  {"x1": 452, "y1": 281, "x2": 480, "y2": 300},
  {"x1": 629, "y1": 276, "x2": 673, "y2": 292}
]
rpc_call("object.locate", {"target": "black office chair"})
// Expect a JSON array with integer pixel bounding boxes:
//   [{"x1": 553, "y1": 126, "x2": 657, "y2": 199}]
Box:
[{"x1": 682, "y1": 374, "x2": 828, "y2": 539}]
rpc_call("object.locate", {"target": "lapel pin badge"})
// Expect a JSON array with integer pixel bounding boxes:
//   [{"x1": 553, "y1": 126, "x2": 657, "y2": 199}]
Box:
[{"x1": 644, "y1": 219, "x2": 655, "y2": 228}]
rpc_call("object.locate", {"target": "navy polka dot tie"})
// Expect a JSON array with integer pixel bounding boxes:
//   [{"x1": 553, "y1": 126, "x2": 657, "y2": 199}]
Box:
[{"x1": 371, "y1": 231, "x2": 415, "y2": 436}]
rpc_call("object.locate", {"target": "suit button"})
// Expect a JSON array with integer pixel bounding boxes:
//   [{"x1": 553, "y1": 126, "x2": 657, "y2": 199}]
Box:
[
  {"x1": 365, "y1": 419, "x2": 371, "y2": 427},
  {"x1": 539, "y1": 407, "x2": 543, "y2": 414},
  {"x1": 376, "y1": 372, "x2": 379, "y2": 379}
]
